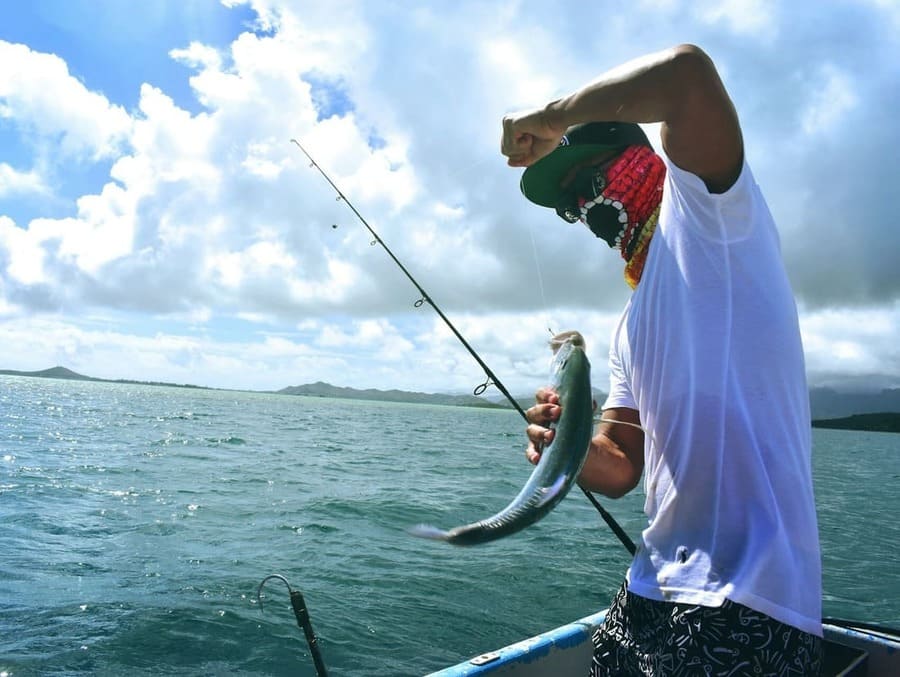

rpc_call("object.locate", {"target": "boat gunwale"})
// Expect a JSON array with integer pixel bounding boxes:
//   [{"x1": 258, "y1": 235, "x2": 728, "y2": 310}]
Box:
[{"x1": 426, "y1": 612, "x2": 900, "y2": 676}]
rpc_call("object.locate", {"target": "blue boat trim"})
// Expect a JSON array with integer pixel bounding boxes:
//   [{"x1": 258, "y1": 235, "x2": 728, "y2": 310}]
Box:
[
  {"x1": 428, "y1": 612, "x2": 900, "y2": 676},
  {"x1": 426, "y1": 609, "x2": 608, "y2": 676}
]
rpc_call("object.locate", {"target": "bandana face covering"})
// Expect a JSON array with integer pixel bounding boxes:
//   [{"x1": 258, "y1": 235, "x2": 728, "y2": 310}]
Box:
[{"x1": 558, "y1": 145, "x2": 666, "y2": 288}]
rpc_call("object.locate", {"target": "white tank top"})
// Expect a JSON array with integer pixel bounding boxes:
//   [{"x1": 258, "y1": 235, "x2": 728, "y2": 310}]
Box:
[{"x1": 604, "y1": 157, "x2": 822, "y2": 636}]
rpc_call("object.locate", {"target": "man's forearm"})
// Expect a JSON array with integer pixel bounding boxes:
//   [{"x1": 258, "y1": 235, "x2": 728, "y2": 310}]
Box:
[{"x1": 543, "y1": 46, "x2": 688, "y2": 132}]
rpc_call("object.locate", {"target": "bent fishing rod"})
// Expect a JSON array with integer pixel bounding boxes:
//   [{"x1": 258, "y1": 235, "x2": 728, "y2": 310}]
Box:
[{"x1": 290, "y1": 138, "x2": 635, "y2": 557}]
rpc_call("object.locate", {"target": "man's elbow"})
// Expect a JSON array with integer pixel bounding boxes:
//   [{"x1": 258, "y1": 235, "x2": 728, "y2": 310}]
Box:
[
  {"x1": 668, "y1": 43, "x2": 720, "y2": 86},
  {"x1": 602, "y1": 474, "x2": 641, "y2": 499},
  {"x1": 578, "y1": 467, "x2": 641, "y2": 499}
]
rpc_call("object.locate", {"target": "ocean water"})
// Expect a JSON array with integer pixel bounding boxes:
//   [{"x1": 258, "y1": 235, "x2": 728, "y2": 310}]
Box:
[{"x1": 1, "y1": 375, "x2": 898, "y2": 676}]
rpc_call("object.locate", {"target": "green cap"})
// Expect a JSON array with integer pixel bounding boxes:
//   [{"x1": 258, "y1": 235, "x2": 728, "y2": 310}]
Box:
[{"x1": 520, "y1": 122, "x2": 652, "y2": 208}]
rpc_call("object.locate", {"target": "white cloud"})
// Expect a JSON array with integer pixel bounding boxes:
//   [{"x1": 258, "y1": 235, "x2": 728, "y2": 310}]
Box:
[
  {"x1": 169, "y1": 41, "x2": 222, "y2": 72},
  {"x1": 635, "y1": 0, "x2": 777, "y2": 39},
  {"x1": 0, "y1": 40, "x2": 132, "y2": 160},
  {"x1": 800, "y1": 64, "x2": 858, "y2": 136},
  {"x1": 1, "y1": 19, "x2": 418, "y2": 314},
  {"x1": 864, "y1": 0, "x2": 900, "y2": 31},
  {"x1": 699, "y1": 0, "x2": 777, "y2": 37},
  {"x1": 1, "y1": 182, "x2": 139, "y2": 282},
  {"x1": 637, "y1": 0, "x2": 681, "y2": 10},
  {"x1": 0, "y1": 315, "x2": 311, "y2": 390},
  {"x1": 0, "y1": 216, "x2": 47, "y2": 285},
  {"x1": 480, "y1": 37, "x2": 559, "y2": 112},
  {"x1": 128, "y1": 84, "x2": 220, "y2": 187},
  {"x1": 0, "y1": 163, "x2": 47, "y2": 197},
  {"x1": 800, "y1": 304, "x2": 900, "y2": 389},
  {"x1": 317, "y1": 318, "x2": 415, "y2": 358},
  {"x1": 0, "y1": 281, "x2": 18, "y2": 317},
  {"x1": 66, "y1": 184, "x2": 138, "y2": 271},
  {"x1": 242, "y1": 140, "x2": 287, "y2": 178}
]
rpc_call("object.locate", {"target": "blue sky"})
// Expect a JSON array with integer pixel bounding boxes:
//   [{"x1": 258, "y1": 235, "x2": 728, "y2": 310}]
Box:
[{"x1": 1, "y1": 0, "x2": 898, "y2": 395}]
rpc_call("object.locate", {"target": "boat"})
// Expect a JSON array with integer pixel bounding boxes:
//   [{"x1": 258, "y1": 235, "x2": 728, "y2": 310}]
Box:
[
  {"x1": 260, "y1": 574, "x2": 898, "y2": 675},
  {"x1": 425, "y1": 609, "x2": 900, "y2": 676}
]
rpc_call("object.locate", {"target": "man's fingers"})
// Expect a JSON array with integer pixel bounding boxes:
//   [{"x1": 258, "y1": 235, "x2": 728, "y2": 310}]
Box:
[
  {"x1": 535, "y1": 386, "x2": 560, "y2": 404},
  {"x1": 525, "y1": 423, "x2": 555, "y2": 466},
  {"x1": 527, "y1": 423, "x2": 554, "y2": 446},
  {"x1": 526, "y1": 401, "x2": 560, "y2": 425},
  {"x1": 501, "y1": 118, "x2": 537, "y2": 161}
]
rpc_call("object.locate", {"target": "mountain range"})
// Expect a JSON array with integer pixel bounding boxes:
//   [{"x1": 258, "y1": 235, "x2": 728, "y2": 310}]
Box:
[
  {"x1": 3, "y1": 366, "x2": 900, "y2": 426},
  {"x1": 0, "y1": 366, "x2": 211, "y2": 390}
]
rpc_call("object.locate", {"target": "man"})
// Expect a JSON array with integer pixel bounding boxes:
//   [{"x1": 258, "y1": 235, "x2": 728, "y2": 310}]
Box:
[{"x1": 501, "y1": 44, "x2": 822, "y2": 675}]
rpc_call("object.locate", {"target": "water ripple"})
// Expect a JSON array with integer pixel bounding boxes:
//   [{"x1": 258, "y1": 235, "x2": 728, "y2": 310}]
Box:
[{"x1": 1, "y1": 376, "x2": 897, "y2": 676}]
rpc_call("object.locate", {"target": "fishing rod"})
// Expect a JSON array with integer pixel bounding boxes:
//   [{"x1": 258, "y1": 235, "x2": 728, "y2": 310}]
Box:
[
  {"x1": 290, "y1": 138, "x2": 636, "y2": 556},
  {"x1": 258, "y1": 574, "x2": 328, "y2": 676},
  {"x1": 291, "y1": 138, "x2": 524, "y2": 419}
]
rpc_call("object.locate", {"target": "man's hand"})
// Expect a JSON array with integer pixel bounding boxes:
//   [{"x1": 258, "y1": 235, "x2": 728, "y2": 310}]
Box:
[
  {"x1": 524, "y1": 386, "x2": 561, "y2": 465},
  {"x1": 501, "y1": 108, "x2": 565, "y2": 168}
]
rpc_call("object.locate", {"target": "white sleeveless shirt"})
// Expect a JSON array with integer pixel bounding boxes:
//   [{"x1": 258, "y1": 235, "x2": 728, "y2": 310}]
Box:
[{"x1": 603, "y1": 157, "x2": 822, "y2": 636}]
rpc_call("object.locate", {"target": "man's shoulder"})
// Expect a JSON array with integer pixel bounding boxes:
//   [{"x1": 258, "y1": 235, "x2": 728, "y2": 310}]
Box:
[{"x1": 660, "y1": 155, "x2": 758, "y2": 215}]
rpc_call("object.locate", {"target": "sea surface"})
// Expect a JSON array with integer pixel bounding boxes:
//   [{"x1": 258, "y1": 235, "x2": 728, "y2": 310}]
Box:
[{"x1": 1, "y1": 375, "x2": 898, "y2": 676}]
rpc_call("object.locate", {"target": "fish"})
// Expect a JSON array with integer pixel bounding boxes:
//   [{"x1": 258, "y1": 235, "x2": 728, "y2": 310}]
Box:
[{"x1": 409, "y1": 331, "x2": 594, "y2": 546}]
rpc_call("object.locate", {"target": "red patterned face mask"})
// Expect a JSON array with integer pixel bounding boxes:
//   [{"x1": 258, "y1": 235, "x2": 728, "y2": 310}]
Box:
[{"x1": 568, "y1": 145, "x2": 666, "y2": 288}]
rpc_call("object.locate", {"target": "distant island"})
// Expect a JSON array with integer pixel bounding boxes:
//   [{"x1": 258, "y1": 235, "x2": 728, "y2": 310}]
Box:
[
  {"x1": 2, "y1": 366, "x2": 900, "y2": 432},
  {"x1": 277, "y1": 380, "x2": 509, "y2": 409},
  {"x1": 0, "y1": 366, "x2": 511, "y2": 410},
  {"x1": 811, "y1": 413, "x2": 900, "y2": 434},
  {"x1": 0, "y1": 366, "x2": 211, "y2": 391}
]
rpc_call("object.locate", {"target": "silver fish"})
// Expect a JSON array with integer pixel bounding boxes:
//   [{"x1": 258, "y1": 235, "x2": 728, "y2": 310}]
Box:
[{"x1": 409, "y1": 331, "x2": 594, "y2": 546}]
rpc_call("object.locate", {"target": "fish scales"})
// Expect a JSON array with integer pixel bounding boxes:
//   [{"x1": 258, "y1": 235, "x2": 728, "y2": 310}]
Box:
[{"x1": 410, "y1": 333, "x2": 594, "y2": 546}]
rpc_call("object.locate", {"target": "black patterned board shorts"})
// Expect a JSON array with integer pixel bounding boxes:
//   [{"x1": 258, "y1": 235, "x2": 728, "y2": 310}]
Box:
[{"x1": 590, "y1": 582, "x2": 823, "y2": 676}]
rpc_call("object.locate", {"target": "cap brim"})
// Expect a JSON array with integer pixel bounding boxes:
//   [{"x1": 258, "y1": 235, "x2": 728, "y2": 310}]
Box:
[{"x1": 520, "y1": 144, "x2": 625, "y2": 208}]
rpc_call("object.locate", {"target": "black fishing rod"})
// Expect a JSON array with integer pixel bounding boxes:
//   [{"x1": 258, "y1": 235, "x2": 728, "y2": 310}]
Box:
[
  {"x1": 291, "y1": 138, "x2": 524, "y2": 418},
  {"x1": 290, "y1": 138, "x2": 636, "y2": 557},
  {"x1": 258, "y1": 574, "x2": 328, "y2": 676}
]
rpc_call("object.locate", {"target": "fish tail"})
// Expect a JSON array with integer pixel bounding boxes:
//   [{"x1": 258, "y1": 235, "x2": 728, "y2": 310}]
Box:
[
  {"x1": 408, "y1": 524, "x2": 451, "y2": 541},
  {"x1": 549, "y1": 330, "x2": 585, "y2": 353}
]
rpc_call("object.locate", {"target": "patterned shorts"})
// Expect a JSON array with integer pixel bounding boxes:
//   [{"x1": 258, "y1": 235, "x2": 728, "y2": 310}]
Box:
[{"x1": 590, "y1": 582, "x2": 822, "y2": 676}]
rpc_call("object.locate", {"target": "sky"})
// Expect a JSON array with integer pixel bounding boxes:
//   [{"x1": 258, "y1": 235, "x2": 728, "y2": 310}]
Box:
[{"x1": 1, "y1": 0, "x2": 898, "y2": 397}]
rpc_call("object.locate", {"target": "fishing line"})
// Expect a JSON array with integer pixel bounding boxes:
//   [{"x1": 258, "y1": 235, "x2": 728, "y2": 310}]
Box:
[
  {"x1": 444, "y1": 154, "x2": 494, "y2": 181},
  {"x1": 291, "y1": 138, "x2": 635, "y2": 556},
  {"x1": 527, "y1": 220, "x2": 555, "y2": 336},
  {"x1": 596, "y1": 417, "x2": 645, "y2": 432}
]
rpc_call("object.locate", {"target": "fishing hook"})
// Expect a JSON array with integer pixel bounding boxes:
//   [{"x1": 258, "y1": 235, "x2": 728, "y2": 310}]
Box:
[
  {"x1": 290, "y1": 138, "x2": 635, "y2": 556},
  {"x1": 258, "y1": 574, "x2": 329, "y2": 676}
]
